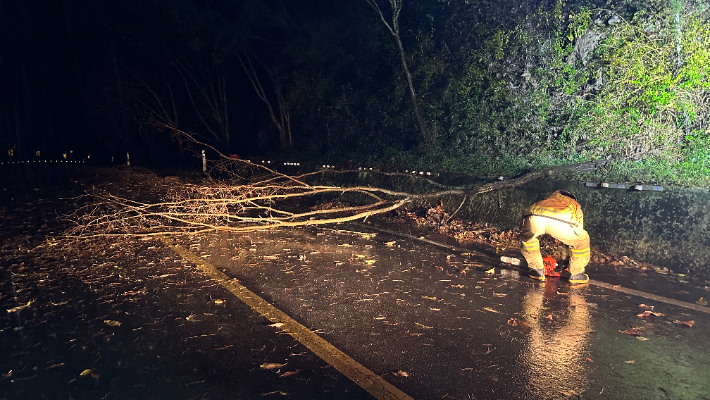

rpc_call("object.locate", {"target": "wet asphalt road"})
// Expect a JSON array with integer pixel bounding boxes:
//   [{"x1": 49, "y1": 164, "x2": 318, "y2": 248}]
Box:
[
  {"x1": 185, "y1": 221, "x2": 710, "y2": 400},
  {"x1": 2, "y1": 177, "x2": 710, "y2": 399}
]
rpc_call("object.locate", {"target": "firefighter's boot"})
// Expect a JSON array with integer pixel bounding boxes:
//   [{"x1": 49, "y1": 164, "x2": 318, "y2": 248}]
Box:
[
  {"x1": 529, "y1": 268, "x2": 546, "y2": 281},
  {"x1": 569, "y1": 273, "x2": 589, "y2": 284}
]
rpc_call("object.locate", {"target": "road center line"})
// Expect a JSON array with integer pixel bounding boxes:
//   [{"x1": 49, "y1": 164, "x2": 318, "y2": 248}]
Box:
[
  {"x1": 357, "y1": 223, "x2": 710, "y2": 315},
  {"x1": 160, "y1": 238, "x2": 414, "y2": 400}
]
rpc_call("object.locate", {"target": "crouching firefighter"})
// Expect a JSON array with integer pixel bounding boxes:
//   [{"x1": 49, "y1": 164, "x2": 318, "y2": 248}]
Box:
[{"x1": 520, "y1": 190, "x2": 590, "y2": 284}]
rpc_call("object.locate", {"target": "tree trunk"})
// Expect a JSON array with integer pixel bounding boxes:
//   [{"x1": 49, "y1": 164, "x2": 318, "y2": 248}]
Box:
[
  {"x1": 366, "y1": 0, "x2": 428, "y2": 145},
  {"x1": 394, "y1": 34, "x2": 427, "y2": 144}
]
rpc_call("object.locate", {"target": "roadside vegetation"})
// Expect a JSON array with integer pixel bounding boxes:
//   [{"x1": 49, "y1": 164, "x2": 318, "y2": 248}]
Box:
[{"x1": 389, "y1": 0, "x2": 710, "y2": 186}]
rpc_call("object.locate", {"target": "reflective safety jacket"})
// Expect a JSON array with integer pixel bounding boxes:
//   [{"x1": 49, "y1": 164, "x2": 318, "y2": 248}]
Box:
[{"x1": 523, "y1": 190, "x2": 584, "y2": 228}]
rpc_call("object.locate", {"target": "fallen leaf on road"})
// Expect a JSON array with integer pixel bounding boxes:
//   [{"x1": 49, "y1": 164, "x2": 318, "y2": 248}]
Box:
[
  {"x1": 260, "y1": 363, "x2": 286, "y2": 370},
  {"x1": 385, "y1": 241, "x2": 397, "y2": 247},
  {"x1": 415, "y1": 322, "x2": 433, "y2": 329},
  {"x1": 485, "y1": 268, "x2": 495, "y2": 274},
  {"x1": 507, "y1": 318, "x2": 529, "y2": 327},
  {"x1": 104, "y1": 320, "x2": 122, "y2": 327},
  {"x1": 585, "y1": 357, "x2": 593, "y2": 363},
  {"x1": 696, "y1": 297, "x2": 707, "y2": 306},
  {"x1": 637, "y1": 311, "x2": 664, "y2": 318},
  {"x1": 79, "y1": 369, "x2": 94, "y2": 376},
  {"x1": 6, "y1": 300, "x2": 32, "y2": 313},
  {"x1": 260, "y1": 391, "x2": 288, "y2": 397},
  {"x1": 638, "y1": 304, "x2": 654, "y2": 311},
  {"x1": 436, "y1": 265, "x2": 444, "y2": 271},
  {"x1": 636, "y1": 337, "x2": 650, "y2": 341},
  {"x1": 364, "y1": 259, "x2": 376, "y2": 265},
  {"x1": 625, "y1": 360, "x2": 635, "y2": 364},
  {"x1": 269, "y1": 323, "x2": 285, "y2": 328},
  {"x1": 546, "y1": 314, "x2": 554, "y2": 321},
  {"x1": 393, "y1": 370, "x2": 409, "y2": 377},
  {"x1": 483, "y1": 307, "x2": 500, "y2": 313},
  {"x1": 262, "y1": 255, "x2": 278, "y2": 260},
  {"x1": 338, "y1": 243, "x2": 352, "y2": 247},
  {"x1": 619, "y1": 329, "x2": 642, "y2": 336},
  {"x1": 421, "y1": 296, "x2": 437, "y2": 300},
  {"x1": 673, "y1": 320, "x2": 695, "y2": 328},
  {"x1": 279, "y1": 370, "x2": 300, "y2": 378}
]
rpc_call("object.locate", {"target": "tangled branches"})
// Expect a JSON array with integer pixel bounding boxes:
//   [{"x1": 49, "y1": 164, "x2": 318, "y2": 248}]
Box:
[
  {"x1": 68, "y1": 175, "x2": 413, "y2": 237},
  {"x1": 67, "y1": 126, "x2": 428, "y2": 238},
  {"x1": 68, "y1": 126, "x2": 599, "y2": 238}
]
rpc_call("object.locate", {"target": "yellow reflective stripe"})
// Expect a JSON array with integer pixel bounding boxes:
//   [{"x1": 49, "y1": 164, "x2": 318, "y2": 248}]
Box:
[
  {"x1": 527, "y1": 204, "x2": 576, "y2": 218},
  {"x1": 570, "y1": 247, "x2": 590, "y2": 257},
  {"x1": 522, "y1": 242, "x2": 540, "y2": 250}
]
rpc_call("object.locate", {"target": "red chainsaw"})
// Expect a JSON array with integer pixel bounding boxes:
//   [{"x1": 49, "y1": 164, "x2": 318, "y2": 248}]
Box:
[{"x1": 542, "y1": 255, "x2": 570, "y2": 277}]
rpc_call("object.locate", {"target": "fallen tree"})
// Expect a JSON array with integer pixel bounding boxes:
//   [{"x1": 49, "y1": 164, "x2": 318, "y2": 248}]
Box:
[{"x1": 68, "y1": 126, "x2": 603, "y2": 238}]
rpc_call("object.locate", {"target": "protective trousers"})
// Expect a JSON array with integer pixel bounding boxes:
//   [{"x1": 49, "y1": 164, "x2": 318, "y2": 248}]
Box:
[{"x1": 520, "y1": 215, "x2": 590, "y2": 275}]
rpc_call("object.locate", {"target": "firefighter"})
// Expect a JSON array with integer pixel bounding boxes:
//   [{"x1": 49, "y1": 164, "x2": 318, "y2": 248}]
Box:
[{"x1": 520, "y1": 190, "x2": 590, "y2": 284}]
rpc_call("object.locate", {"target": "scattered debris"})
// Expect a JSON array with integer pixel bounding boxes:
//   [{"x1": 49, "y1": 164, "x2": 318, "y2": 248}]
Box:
[
  {"x1": 392, "y1": 370, "x2": 409, "y2": 377},
  {"x1": 104, "y1": 320, "x2": 122, "y2": 327},
  {"x1": 507, "y1": 318, "x2": 529, "y2": 327},
  {"x1": 637, "y1": 311, "x2": 664, "y2": 319},
  {"x1": 638, "y1": 304, "x2": 654, "y2": 311},
  {"x1": 619, "y1": 329, "x2": 642, "y2": 336},
  {"x1": 673, "y1": 320, "x2": 695, "y2": 328},
  {"x1": 6, "y1": 300, "x2": 32, "y2": 314},
  {"x1": 696, "y1": 297, "x2": 707, "y2": 306},
  {"x1": 260, "y1": 363, "x2": 287, "y2": 370}
]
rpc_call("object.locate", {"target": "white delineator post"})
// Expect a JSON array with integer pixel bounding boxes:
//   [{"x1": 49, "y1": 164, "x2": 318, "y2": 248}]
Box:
[
  {"x1": 127, "y1": 152, "x2": 130, "y2": 167},
  {"x1": 202, "y1": 150, "x2": 207, "y2": 173}
]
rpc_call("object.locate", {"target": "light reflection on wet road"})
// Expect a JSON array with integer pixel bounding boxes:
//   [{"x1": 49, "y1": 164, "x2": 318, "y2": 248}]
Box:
[{"x1": 521, "y1": 280, "x2": 592, "y2": 398}]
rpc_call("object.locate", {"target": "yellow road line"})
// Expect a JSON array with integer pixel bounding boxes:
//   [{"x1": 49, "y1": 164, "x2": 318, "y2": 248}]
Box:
[
  {"x1": 590, "y1": 280, "x2": 710, "y2": 314},
  {"x1": 161, "y1": 238, "x2": 413, "y2": 400}
]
